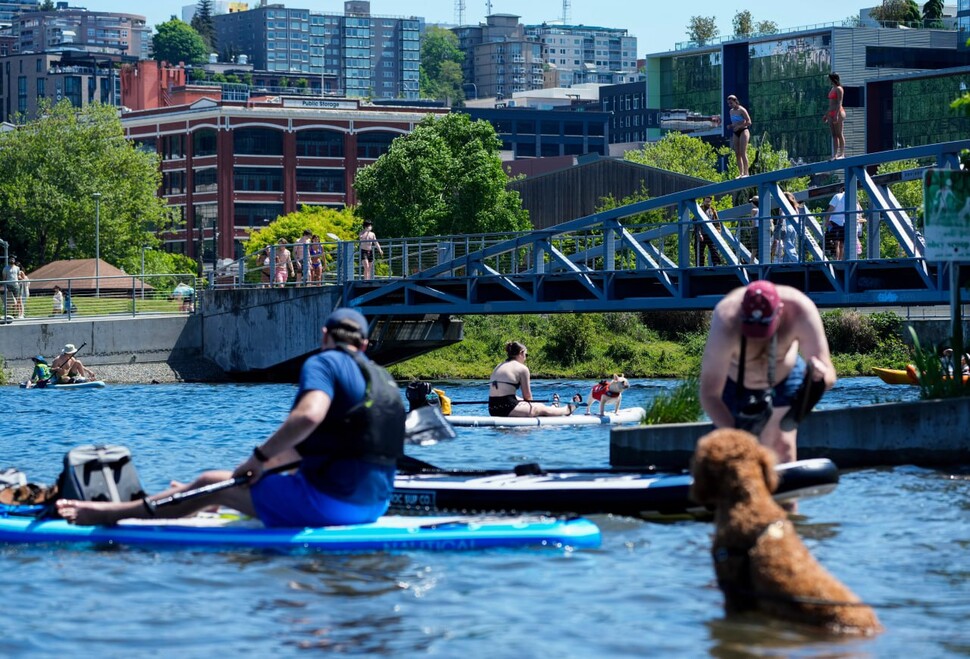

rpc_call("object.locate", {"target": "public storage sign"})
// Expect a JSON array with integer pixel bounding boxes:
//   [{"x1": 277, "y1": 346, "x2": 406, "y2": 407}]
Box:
[{"x1": 924, "y1": 169, "x2": 970, "y2": 261}]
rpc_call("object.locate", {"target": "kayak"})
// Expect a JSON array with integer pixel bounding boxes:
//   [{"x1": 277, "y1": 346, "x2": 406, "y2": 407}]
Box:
[
  {"x1": 0, "y1": 507, "x2": 601, "y2": 553},
  {"x1": 448, "y1": 406, "x2": 646, "y2": 427},
  {"x1": 20, "y1": 380, "x2": 106, "y2": 390},
  {"x1": 872, "y1": 367, "x2": 913, "y2": 385},
  {"x1": 391, "y1": 458, "x2": 839, "y2": 520}
]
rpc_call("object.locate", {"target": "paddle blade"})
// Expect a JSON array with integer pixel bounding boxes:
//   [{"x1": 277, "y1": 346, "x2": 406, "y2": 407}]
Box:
[{"x1": 405, "y1": 406, "x2": 457, "y2": 446}]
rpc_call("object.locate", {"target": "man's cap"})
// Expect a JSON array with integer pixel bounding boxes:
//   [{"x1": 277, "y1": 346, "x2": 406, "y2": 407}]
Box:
[
  {"x1": 740, "y1": 281, "x2": 781, "y2": 339},
  {"x1": 60, "y1": 343, "x2": 78, "y2": 355},
  {"x1": 325, "y1": 308, "x2": 369, "y2": 336},
  {"x1": 362, "y1": 220, "x2": 373, "y2": 227},
  {"x1": 302, "y1": 229, "x2": 312, "y2": 236},
  {"x1": 32, "y1": 355, "x2": 46, "y2": 363}
]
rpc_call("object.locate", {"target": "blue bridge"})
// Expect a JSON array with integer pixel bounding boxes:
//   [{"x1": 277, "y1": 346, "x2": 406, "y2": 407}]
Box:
[{"x1": 332, "y1": 140, "x2": 969, "y2": 318}]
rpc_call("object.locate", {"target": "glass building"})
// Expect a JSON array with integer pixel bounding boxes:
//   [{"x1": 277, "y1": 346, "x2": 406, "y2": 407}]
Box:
[{"x1": 645, "y1": 24, "x2": 970, "y2": 163}]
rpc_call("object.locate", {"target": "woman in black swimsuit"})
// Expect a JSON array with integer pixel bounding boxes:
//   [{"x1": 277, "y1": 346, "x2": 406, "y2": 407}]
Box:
[{"x1": 488, "y1": 342, "x2": 578, "y2": 417}]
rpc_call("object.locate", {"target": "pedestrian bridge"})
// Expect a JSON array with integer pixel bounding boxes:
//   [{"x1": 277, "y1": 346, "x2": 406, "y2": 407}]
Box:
[{"x1": 336, "y1": 140, "x2": 970, "y2": 318}]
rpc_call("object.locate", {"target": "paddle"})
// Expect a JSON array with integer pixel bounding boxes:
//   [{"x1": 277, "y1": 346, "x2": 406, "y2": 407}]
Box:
[
  {"x1": 145, "y1": 406, "x2": 457, "y2": 513},
  {"x1": 779, "y1": 360, "x2": 827, "y2": 431}
]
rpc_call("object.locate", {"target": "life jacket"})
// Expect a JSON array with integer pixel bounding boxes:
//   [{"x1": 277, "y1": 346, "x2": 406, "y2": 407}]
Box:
[
  {"x1": 32, "y1": 364, "x2": 51, "y2": 382},
  {"x1": 591, "y1": 380, "x2": 620, "y2": 401},
  {"x1": 301, "y1": 345, "x2": 405, "y2": 467}
]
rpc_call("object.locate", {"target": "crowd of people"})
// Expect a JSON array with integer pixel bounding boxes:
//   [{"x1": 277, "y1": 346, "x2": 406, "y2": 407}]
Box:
[{"x1": 257, "y1": 222, "x2": 384, "y2": 286}]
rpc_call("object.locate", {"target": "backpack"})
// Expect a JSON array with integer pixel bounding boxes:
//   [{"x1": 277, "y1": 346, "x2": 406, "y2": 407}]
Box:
[
  {"x1": 57, "y1": 445, "x2": 147, "y2": 503},
  {"x1": 406, "y1": 381, "x2": 433, "y2": 412}
]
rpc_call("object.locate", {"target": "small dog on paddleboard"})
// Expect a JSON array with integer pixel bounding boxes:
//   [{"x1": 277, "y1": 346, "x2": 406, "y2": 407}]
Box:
[{"x1": 585, "y1": 374, "x2": 630, "y2": 416}]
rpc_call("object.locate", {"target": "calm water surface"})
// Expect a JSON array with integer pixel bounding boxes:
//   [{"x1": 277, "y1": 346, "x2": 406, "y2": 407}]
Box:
[{"x1": 1, "y1": 378, "x2": 967, "y2": 658}]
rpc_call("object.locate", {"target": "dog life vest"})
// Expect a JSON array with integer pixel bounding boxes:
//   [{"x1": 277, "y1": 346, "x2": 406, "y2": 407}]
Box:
[{"x1": 591, "y1": 380, "x2": 621, "y2": 402}]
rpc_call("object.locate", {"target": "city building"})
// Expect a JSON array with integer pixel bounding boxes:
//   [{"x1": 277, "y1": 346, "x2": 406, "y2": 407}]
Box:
[
  {"x1": 644, "y1": 20, "x2": 970, "y2": 164},
  {"x1": 16, "y1": 7, "x2": 150, "y2": 59},
  {"x1": 214, "y1": 0, "x2": 420, "y2": 100},
  {"x1": 525, "y1": 22, "x2": 637, "y2": 86},
  {"x1": 462, "y1": 104, "x2": 609, "y2": 159},
  {"x1": 0, "y1": 0, "x2": 37, "y2": 29},
  {"x1": 0, "y1": 49, "x2": 130, "y2": 121},
  {"x1": 960, "y1": 0, "x2": 970, "y2": 49},
  {"x1": 181, "y1": 0, "x2": 249, "y2": 24},
  {"x1": 119, "y1": 97, "x2": 447, "y2": 260}
]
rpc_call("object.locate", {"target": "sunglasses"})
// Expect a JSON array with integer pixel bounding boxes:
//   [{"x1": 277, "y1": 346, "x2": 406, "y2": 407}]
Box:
[{"x1": 742, "y1": 312, "x2": 777, "y2": 326}]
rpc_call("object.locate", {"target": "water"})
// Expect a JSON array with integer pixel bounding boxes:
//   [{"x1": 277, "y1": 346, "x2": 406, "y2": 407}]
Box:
[{"x1": 2, "y1": 378, "x2": 967, "y2": 657}]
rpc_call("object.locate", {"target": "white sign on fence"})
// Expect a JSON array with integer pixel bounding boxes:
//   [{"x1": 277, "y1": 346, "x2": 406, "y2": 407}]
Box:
[{"x1": 923, "y1": 168, "x2": 970, "y2": 261}]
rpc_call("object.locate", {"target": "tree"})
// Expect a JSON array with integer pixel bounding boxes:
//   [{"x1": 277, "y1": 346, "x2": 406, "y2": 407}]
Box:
[
  {"x1": 755, "y1": 20, "x2": 779, "y2": 35},
  {"x1": 420, "y1": 26, "x2": 465, "y2": 103},
  {"x1": 624, "y1": 132, "x2": 725, "y2": 182},
  {"x1": 245, "y1": 206, "x2": 359, "y2": 256},
  {"x1": 870, "y1": 0, "x2": 922, "y2": 27},
  {"x1": 38, "y1": 0, "x2": 54, "y2": 9},
  {"x1": 686, "y1": 16, "x2": 719, "y2": 46},
  {"x1": 152, "y1": 18, "x2": 208, "y2": 66},
  {"x1": 354, "y1": 113, "x2": 530, "y2": 238},
  {"x1": 732, "y1": 11, "x2": 754, "y2": 38},
  {"x1": 190, "y1": 0, "x2": 217, "y2": 53},
  {"x1": 922, "y1": 0, "x2": 945, "y2": 27},
  {"x1": 0, "y1": 100, "x2": 176, "y2": 270}
]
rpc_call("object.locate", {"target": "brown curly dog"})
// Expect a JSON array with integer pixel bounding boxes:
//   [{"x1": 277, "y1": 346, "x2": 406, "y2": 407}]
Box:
[{"x1": 690, "y1": 428, "x2": 882, "y2": 636}]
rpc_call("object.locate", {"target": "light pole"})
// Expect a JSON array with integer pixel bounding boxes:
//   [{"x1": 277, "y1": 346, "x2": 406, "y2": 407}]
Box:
[
  {"x1": 140, "y1": 245, "x2": 150, "y2": 300},
  {"x1": 92, "y1": 192, "x2": 101, "y2": 298}
]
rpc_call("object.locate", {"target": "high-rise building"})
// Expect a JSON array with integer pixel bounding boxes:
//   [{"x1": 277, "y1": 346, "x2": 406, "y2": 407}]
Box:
[
  {"x1": 0, "y1": 0, "x2": 37, "y2": 29},
  {"x1": 525, "y1": 22, "x2": 637, "y2": 85},
  {"x1": 16, "y1": 8, "x2": 150, "y2": 59},
  {"x1": 959, "y1": 0, "x2": 970, "y2": 49},
  {"x1": 215, "y1": 1, "x2": 419, "y2": 99}
]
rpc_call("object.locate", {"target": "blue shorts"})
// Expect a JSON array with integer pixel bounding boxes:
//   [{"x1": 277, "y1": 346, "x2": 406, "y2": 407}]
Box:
[
  {"x1": 250, "y1": 469, "x2": 390, "y2": 528},
  {"x1": 721, "y1": 354, "x2": 807, "y2": 415}
]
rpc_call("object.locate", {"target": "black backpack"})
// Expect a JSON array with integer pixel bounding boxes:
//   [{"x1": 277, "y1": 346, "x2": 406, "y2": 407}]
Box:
[{"x1": 406, "y1": 381, "x2": 433, "y2": 412}]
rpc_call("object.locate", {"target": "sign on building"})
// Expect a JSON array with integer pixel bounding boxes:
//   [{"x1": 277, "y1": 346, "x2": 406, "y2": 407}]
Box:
[{"x1": 923, "y1": 169, "x2": 970, "y2": 261}]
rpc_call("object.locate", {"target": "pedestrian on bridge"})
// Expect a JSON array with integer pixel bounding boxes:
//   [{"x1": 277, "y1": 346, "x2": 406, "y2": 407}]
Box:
[
  {"x1": 358, "y1": 221, "x2": 383, "y2": 281},
  {"x1": 726, "y1": 95, "x2": 751, "y2": 178}
]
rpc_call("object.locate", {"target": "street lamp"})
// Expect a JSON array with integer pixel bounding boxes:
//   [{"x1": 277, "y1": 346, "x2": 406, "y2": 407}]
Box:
[
  {"x1": 140, "y1": 245, "x2": 150, "y2": 300},
  {"x1": 92, "y1": 192, "x2": 101, "y2": 298}
]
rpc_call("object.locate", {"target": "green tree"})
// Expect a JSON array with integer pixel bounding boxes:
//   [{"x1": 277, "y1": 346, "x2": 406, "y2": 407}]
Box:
[
  {"x1": 420, "y1": 26, "x2": 465, "y2": 103},
  {"x1": 0, "y1": 100, "x2": 176, "y2": 270},
  {"x1": 354, "y1": 113, "x2": 530, "y2": 237},
  {"x1": 755, "y1": 20, "x2": 779, "y2": 34},
  {"x1": 922, "y1": 0, "x2": 945, "y2": 27},
  {"x1": 686, "y1": 16, "x2": 719, "y2": 45},
  {"x1": 152, "y1": 18, "x2": 208, "y2": 66},
  {"x1": 190, "y1": 0, "x2": 217, "y2": 52},
  {"x1": 245, "y1": 206, "x2": 359, "y2": 255},
  {"x1": 732, "y1": 11, "x2": 754, "y2": 38},
  {"x1": 624, "y1": 132, "x2": 724, "y2": 182},
  {"x1": 38, "y1": 0, "x2": 54, "y2": 9},
  {"x1": 870, "y1": 0, "x2": 922, "y2": 26}
]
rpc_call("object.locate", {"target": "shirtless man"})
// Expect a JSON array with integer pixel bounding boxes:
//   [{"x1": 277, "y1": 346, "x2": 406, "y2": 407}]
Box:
[
  {"x1": 699, "y1": 281, "x2": 836, "y2": 463},
  {"x1": 50, "y1": 343, "x2": 96, "y2": 383},
  {"x1": 488, "y1": 341, "x2": 579, "y2": 418}
]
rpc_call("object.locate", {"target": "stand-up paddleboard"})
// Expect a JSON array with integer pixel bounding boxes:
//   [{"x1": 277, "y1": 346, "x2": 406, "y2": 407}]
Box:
[
  {"x1": 0, "y1": 508, "x2": 600, "y2": 553},
  {"x1": 392, "y1": 458, "x2": 839, "y2": 520},
  {"x1": 448, "y1": 406, "x2": 646, "y2": 427},
  {"x1": 20, "y1": 380, "x2": 106, "y2": 390}
]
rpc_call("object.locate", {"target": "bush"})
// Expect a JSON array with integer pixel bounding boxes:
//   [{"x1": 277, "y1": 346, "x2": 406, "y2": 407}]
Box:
[
  {"x1": 639, "y1": 310, "x2": 710, "y2": 340},
  {"x1": 822, "y1": 310, "x2": 879, "y2": 354},
  {"x1": 544, "y1": 314, "x2": 595, "y2": 366},
  {"x1": 644, "y1": 373, "x2": 702, "y2": 424}
]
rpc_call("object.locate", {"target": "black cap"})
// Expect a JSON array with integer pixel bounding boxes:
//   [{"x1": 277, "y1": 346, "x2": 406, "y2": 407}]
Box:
[{"x1": 325, "y1": 308, "x2": 369, "y2": 335}]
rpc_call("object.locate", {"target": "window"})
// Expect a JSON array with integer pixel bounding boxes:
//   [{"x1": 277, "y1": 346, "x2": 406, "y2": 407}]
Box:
[
  {"x1": 163, "y1": 171, "x2": 186, "y2": 195},
  {"x1": 356, "y1": 131, "x2": 397, "y2": 159},
  {"x1": 297, "y1": 129, "x2": 344, "y2": 157},
  {"x1": 193, "y1": 129, "x2": 217, "y2": 157},
  {"x1": 193, "y1": 168, "x2": 218, "y2": 193},
  {"x1": 162, "y1": 134, "x2": 184, "y2": 160},
  {"x1": 233, "y1": 127, "x2": 283, "y2": 155},
  {"x1": 296, "y1": 168, "x2": 345, "y2": 193},
  {"x1": 233, "y1": 166, "x2": 283, "y2": 192}
]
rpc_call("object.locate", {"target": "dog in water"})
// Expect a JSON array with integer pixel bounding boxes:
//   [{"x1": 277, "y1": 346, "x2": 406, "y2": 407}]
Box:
[
  {"x1": 690, "y1": 428, "x2": 882, "y2": 636},
  {"x1": 585, "y1": 374, "x2": 630, "y2": 416}
]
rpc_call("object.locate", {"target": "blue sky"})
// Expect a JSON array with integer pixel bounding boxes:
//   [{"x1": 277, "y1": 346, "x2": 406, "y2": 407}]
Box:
[{"x1": 92, "y1": 0, "x2": 871, "y2": 54}]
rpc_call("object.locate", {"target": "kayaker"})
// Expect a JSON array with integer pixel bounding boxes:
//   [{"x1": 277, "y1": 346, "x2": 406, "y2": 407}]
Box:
[
  {"x1": 57, "y1": 308, "x2": 406, "y2": 528},
  {"x1": 49, "y1": 344, "x2": 95, "y2": 383},
  {"x1": 488, "y1": 341, "x2": 580, "y2": 417},
  {"x1": 699, "y1": 281, "x2": 836, "y2": 463},
  {"x1": 25, "y1": 355, "x2": 52, "y2": 388}
]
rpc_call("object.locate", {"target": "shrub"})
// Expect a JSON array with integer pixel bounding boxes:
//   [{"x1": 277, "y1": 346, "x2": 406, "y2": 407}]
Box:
[
  {"x1": 822, "y1": 310, "x2": 879, "y2": 354},
  {"x1": 545, "y1": 314, "x2": 595, "y2": 366},
  {"x1": 644, "y1": 373, "x2": 702, "y2": 424},
  {"x1": 639, "y1": 310, "x2": 711, "y2": 340}
]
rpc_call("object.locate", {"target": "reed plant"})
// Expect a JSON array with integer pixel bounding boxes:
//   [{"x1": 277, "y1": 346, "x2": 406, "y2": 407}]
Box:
[
  {"x1": 907, "y1": 328, "x2": 970, "y2": 400},
  {"x1": 642, "y1": 373, "x2": 702, "y2": 425}
]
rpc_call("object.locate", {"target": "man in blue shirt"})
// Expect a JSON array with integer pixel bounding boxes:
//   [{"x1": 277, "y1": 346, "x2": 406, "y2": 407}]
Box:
[{"x1": 58, "y1": 308, "x2": 405, "y2": 527}]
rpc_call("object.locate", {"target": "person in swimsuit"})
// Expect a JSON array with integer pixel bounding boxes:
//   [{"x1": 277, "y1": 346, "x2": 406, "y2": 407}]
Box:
[
  {"x1": 823, "y1": 72, "x2": 846, "y2": 160},
  {"x1": 488, "y1": 341, "x2": 579, "y2": 417},
  {"x1": 308, "y1": 234, "x2": 325, "y2": 285},
  {"x1": 274, "y1": 238, "x2": 294, "y2": 287},
  {"x1": 699, "y1": 281, "x2": 836, "y2": 463},
  {"x1": 358, "y1": 221, "x2": 383, "y2": 281},
  {"x1": 726, "y1": 95, "x2": 751, "y2": 178}
]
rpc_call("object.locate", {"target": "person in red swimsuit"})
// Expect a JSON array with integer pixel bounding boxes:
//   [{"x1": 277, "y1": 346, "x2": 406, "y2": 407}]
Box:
[{"x1": 823, "y1": 72, "x2": 846, "y2": 160}]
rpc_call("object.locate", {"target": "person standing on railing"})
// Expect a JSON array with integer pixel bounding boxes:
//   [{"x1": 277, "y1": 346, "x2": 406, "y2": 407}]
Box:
[
  {"x1": 358, "y1": 221, "x2": 383, "y2": 280},
  {"x1": 726, "y1": 95, "x2": 751, "y2": 178}
]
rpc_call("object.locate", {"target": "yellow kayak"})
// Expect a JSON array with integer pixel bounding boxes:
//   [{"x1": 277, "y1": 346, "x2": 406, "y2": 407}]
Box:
[{"x1": 872, "y1": 367, "x2": 914, "y2": 385}]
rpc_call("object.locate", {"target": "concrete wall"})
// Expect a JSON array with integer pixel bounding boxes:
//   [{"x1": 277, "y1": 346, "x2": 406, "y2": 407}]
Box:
[{"x1": 611, "y1": 398, "x2": 970, "y2": 469}]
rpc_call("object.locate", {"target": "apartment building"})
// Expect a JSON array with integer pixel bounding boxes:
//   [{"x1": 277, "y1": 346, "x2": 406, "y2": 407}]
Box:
[{"x1": 16, "y1": 8, "x2": 149, "y2": 59}]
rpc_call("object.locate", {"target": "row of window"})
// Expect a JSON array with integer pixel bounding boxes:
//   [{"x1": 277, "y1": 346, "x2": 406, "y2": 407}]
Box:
[
  {"x1": 163, "y1": 168, "x2": 345, "y2": 195},
  {"x1": 153, "y1": 129, "x2": 397, "y2": 160}
]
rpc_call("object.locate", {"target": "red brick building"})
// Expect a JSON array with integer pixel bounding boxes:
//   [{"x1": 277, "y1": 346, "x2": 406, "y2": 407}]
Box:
[{"x1": 120, "y1": 95, "x2": 447, "y2": 261}]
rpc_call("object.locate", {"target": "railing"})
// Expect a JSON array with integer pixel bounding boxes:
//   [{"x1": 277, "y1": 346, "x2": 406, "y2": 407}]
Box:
[{"x1": 1, "y1": 274, "x2": 198, "y2": 323}]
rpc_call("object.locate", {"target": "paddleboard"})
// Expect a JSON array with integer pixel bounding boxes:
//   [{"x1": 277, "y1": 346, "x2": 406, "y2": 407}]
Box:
[
  {"x1": 392, "y1": 458, "x2": 839, "y2": 519},
  {"x1": 448, "y1": 406, "x2": 646, "y2": 427},
  {"x1": 0, "y1": 509, "x2": 600, "y2": 552},
  {"x1": 20, "y1": 380, "x2": 106, "y2": 390}
]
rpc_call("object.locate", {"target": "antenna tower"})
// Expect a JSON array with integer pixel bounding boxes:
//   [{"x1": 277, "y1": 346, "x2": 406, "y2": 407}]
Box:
[
  {"x1": 486, "y1": 1, "x2": 492, "y2": 17},
  {"x1": 455, "y1": 0, "x2": 465, "y2": 24},
  {"x1": 562, "y1": 0, "x2": 571, "y2": 23}
]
